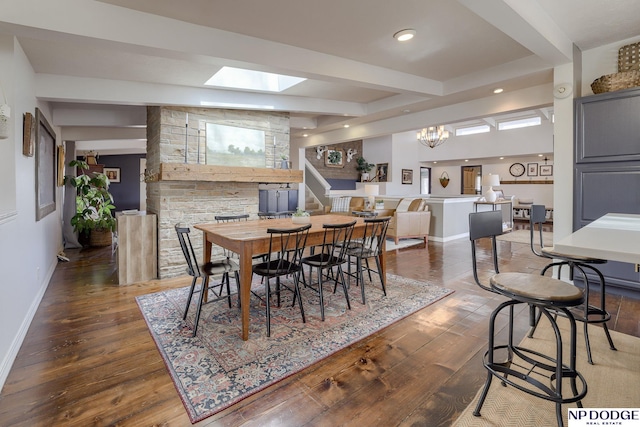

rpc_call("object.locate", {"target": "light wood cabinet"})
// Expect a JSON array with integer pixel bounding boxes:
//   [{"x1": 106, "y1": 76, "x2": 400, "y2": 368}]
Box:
[{"x1": 116, "y1": 212, "x2": 157, "y2": 285}]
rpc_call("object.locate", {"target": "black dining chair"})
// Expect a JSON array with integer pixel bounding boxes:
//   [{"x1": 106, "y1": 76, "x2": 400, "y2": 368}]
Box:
[
  {"x1": 469, "y1": 211, "x2": 586, "y2": 427},
  {"x1": 528, "y1": 204, "x2": 616, "y2": 364},
  {"x1": 345, "y1": 216, "x2": 391, "y2": 304},
  {"x1": 251, "y1": 223, "x2": 311, "y2": 337},
  {"x1": 175, "y1": 223, "x2": 240, "y2": 337},
  {"x1": 301, "y1": 220, "x2": 356, "y2": 321}
]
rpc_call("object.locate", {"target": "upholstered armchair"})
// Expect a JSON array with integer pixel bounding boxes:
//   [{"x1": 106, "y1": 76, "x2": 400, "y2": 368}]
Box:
[{"x1": 386, "y1": 198, "x2": 431, "y2": 244}]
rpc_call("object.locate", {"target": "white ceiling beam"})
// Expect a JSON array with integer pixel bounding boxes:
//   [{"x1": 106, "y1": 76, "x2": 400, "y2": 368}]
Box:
[
  {"x1": 1, "y1": 0, "x2": 443, "y2": 96},
  {"x1": 458, "y1": 0, "x2": 574, "y2": 65},
  {"x1": 61, "y1": 126, "x2": 146, "y2": 141},
  {"x1": 297, "y1": 83, "x2": 553, "y2": 147},
  {"x1": 443, "y1": 55, "x2": 551, "y2": 94},
  {"x1": 53, "y1": 105, "x2": 146, "y2": 127},
  {"x1": 36, "y1": 74, "x2": 368, "y2": 117}
]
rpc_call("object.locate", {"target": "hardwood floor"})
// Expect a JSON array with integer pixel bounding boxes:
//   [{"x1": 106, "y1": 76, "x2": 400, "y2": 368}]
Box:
[{"x1": 1, "y1": 226, "x2": 639, "y2": 426}]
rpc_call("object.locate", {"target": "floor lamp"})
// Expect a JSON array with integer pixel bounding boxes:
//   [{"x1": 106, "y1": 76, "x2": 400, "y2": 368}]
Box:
[{"x1": 483, "y1": 174, "x2": 500, "y2": 202}]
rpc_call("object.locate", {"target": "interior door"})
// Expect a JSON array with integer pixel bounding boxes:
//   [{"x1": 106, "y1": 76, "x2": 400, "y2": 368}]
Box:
[{"x1": 461, "y1": 165, "x2": 481, "y2": 195}]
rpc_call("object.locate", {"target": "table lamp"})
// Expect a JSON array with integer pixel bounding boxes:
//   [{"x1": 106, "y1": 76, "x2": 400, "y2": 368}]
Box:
[
  {"x1": 482, "y1": 174, "x2": 500, "y2": 202},
  {"x1": 364, "y1": 184, "x2": 379, "y2": 210}
]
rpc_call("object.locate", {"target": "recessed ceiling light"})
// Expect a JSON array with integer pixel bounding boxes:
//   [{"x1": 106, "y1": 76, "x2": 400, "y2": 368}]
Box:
[
  {"x1": 343, "y1": 124, "x2": 350, "y2": 128},
  {"x1": 493, "y1": 88, "x2": 504, "y2": 94},
  {"x1": 393, "y1": 29, "x2": 416, "y2": 42},
  {"x1": 402, "y1": 109, "x2": 411, "y2": 113},
  {"x1": 303, "y1": 134, "x2": 309, "y2": 137}
]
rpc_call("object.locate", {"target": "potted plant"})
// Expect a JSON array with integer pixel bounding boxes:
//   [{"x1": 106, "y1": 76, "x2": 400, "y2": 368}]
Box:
[
  {"x1": 356, "y1": 156, "x2": 374, "y2": 182},
  {"x1": 280, "y1": 154, "x2": 290, "y2": 169},
  {"x1": 66, "y1": 159, "x2": 117, "y2": 246},
  {"x1": 291, "y1": 207, "x2": 311, "y2": 224}
]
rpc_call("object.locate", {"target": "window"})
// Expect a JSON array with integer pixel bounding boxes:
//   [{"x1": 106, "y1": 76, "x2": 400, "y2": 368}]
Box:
[
  {"x1": 455, "y1": 125, "x2": 490, "y2": 136},
  {"x1": 497, "y1": 116, "x2": 541, "y2": 131}
]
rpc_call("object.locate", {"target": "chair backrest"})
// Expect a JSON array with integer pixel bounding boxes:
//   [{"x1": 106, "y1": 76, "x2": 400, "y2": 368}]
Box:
[
  {"x1": 175, "y1": 223, "x2": 201, "y2": 278},
  {"x1": 258, "y1": 212, "x2": 277, "y2": 219},
  {"x1": 264, "y1": 224, "x2": 312, "y2": 275},
  {"x1": 317, "y1": 220, "x2": 357, "y2": 264},
  {"x1": 529, "y1": 204, "x2": 548, "y2": 258},
  {"x1": 215, "y1": 214, "x2": 249, "y2": 223},
  {"x1": 468, "y1": 211, "x2": 502, "y2": 292},
  {"x1": 361, "y1": 216, "x2": 391, "y2": 256},
  {"x1": 215, "y1": 214, "x2": 250, "y2": 258}
]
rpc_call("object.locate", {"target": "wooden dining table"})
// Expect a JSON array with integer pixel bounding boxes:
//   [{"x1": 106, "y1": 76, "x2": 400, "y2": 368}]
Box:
[{"x1": 194, "y1": 214, "x2": 386, "y2": 340}]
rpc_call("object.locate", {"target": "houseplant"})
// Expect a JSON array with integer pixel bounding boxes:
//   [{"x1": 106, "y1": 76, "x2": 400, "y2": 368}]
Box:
[
  {"x1": 66, "y1": 159, "x2": 117, "y2": 246},
  {"x1": 356, "y1": 156, "x2": 374, "y2": 182}
]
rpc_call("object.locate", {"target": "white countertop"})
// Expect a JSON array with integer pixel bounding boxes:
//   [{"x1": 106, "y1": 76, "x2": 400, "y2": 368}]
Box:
[{"x1": 554, "y1": 213, "x2": 640, "y2": 265}]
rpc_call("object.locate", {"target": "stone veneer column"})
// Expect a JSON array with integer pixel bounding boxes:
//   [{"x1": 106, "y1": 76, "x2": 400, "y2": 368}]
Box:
[{"x1": 146, "y1": 106, "x2": 290, "y2": 279}]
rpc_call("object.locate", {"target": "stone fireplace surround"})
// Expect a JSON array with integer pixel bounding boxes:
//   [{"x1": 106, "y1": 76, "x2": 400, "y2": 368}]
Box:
[{"x1": 145, "y1": 106, "x2": 294, "y2": 279}]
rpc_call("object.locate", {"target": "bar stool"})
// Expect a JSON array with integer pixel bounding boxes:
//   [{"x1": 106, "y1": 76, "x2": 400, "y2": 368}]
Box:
[
  {"x1": 529, "y1": 204, "x2": 616, "y2": 364},
  {"x1": 470, "y1": 211, "x2": 587, "y2": 427}
]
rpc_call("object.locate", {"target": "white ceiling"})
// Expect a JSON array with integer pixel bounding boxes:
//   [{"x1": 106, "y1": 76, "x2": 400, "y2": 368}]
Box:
[{"x1": 1, "y1": 0, "x2": 639, "y2": 155}]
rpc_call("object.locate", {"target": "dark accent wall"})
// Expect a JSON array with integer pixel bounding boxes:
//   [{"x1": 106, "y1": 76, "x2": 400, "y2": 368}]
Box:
[{"x1": 80, "y1": 154, "x2": 146, "y2": 212}]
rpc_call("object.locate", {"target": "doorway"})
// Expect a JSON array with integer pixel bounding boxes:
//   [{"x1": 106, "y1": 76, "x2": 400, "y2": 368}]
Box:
[
  {"x1": 420, "y1": 167, "x2": 431, "y2": 195},
  {"x1": 461, "y1": 165, "x2": 481, "y2": 195}
]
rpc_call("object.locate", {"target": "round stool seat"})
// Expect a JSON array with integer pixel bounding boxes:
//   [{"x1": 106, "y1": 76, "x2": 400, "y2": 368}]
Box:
[
  {"x1": 490, "y1": 272, "x2": 584, "y2": 307},
  {"x1": 540, "y1": 246, "x2": 607, "y2": 264}
]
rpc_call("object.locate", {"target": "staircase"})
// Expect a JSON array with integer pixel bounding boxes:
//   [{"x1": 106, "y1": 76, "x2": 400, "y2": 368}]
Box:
[{"x1": 304, "y1": 190, "x2": 324, "y2": 215}]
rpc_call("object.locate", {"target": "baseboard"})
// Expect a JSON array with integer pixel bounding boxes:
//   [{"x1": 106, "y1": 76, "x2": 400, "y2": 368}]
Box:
[{"x1": 0, "y1": 258, "x2": 55, "y2": 390}]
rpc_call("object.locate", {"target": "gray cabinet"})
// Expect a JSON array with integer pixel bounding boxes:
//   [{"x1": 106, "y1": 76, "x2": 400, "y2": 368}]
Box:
[
  {"x1": 259, "y1": 189, "x2": 298, "y2": 213},
  {"x1": 574, "y1": 87, "x2": 640, "y2": 295}
]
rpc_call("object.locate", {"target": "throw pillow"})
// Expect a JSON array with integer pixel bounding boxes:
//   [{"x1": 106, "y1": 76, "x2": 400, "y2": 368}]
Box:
[{"x1": 331, "y1": 196, "x2": 352, "y2": 213}]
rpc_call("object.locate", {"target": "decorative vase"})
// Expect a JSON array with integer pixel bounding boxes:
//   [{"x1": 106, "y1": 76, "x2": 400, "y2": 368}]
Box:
[
  {"x1": 361, "y1": 172, "x2": 369, "y2": 182},
  {"x1": 280, "y1": 160, "x2": 290, "y2": 169},
  {"x1": 292, "y1": 215, "x2": 311, "y2": 224}
]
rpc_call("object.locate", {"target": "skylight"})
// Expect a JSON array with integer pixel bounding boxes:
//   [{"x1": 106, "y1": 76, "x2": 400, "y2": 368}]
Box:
[
  {"x1": 205, "y1": 67, "x2": 306, "y2": 92},
  {"x1": 455, "y1": 125, "x2": 490, "y2": 136},
  {"x1": 497, "y1": 116, "x2": 541, "y2": 131}
]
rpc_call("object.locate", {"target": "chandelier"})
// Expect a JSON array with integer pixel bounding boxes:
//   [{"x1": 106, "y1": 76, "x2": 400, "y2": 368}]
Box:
[{"x1": 417, "y1": 125, "x2": 450, "y2": 148}]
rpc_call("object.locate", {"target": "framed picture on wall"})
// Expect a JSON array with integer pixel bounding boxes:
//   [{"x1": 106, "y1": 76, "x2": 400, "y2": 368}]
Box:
[
  {"x1": 324, "y1": 149, "x2": 344, "y2": 168},
  {"x1": 402, "y1": 169, "x2": 413, "y2": 184},
  {"x1": 540, "y1": 165, "x2": 553, "y2": 176},
  {"x1": 104, "y1": 167, "x2": 121, "y2": 183},
  {"x1": 527, "y1": 163, "x2": 538, "y2": 176},
  {"x1": 35, "y1": 108, "x2": 57, "y2": 221},
  {"x1": 376, "y1": 163, "x2": 388, "y2": 182}
]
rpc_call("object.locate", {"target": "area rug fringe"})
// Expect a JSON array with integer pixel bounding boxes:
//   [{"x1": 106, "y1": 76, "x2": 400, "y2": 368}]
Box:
[{"x1": 136, "y1": 273, "x2": 453, "y2": 423}]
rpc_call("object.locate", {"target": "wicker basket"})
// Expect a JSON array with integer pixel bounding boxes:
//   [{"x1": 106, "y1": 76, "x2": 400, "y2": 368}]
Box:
[
  {"x1": 591, "y1": 42, "x2": 640, "y2": 94},
  {"x1": 618, "y1": 42, "x2": 640, "y2": 72},
  {"x1": 591, "y1": 70, "x2": 640, "y2": 94},
  {"x1": 90, "y1": 229, "x2": 113, "y2": 247}
]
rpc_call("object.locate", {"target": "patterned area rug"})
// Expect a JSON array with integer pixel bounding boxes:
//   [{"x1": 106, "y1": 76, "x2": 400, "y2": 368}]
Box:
[
  {"x1": 453, "y1": 318, "x2": 640, "y2": 426},
  {"x1": 136, "y1": 273, "x2": 453, "y2": 423}
]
